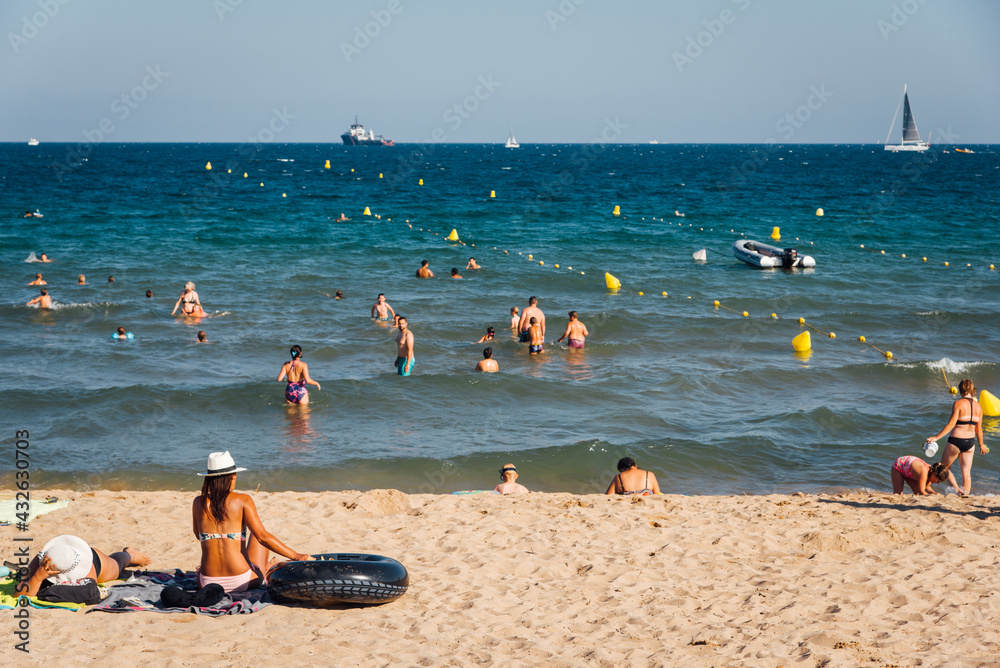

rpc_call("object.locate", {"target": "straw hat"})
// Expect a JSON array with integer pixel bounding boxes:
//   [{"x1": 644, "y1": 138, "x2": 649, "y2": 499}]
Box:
[
  {"x1": 197, "y1": 451, "x2": 247, "y2": 477},
  {"x1": 39, "y1": 535, "x2": 93, "y2": 583}
]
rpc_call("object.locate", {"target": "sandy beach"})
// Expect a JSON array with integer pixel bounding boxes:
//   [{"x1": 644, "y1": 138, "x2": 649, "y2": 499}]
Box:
[{"x1": 3, "y1": 489, "x2": 1000, "y2": 667}]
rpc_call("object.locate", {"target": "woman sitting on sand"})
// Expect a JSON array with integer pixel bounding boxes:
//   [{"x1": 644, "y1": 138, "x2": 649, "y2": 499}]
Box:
[
  {"x1": 277, "y1": 345, "x2": 321, "y2": 405},
  {"x1": 20, "y1": 535, "x2": 151, "y2": 597},
  {"x1": 890, "y1": 456, "x2": 961, "y2": 496},
  {"x1": 927, "y1": 378, "x2": 986, "y2": 495},
  {"x1": 192, "y1": 451, "x2": 312, "y2": 593},
  {"x1": 171, "y1": 281, "x2": 206, "y2": 317},
  {"x1": 605, "y1": 457, "x2": 661, "y2": 496}
]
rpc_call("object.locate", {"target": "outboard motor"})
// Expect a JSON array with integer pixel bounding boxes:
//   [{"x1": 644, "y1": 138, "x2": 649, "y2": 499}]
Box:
[{"x1": 781, "y1": 248, "x2": 798, "y2": 268}]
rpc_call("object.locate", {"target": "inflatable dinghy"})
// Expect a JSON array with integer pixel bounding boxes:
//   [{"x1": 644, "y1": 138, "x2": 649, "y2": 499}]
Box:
[
  {"x1": 733, "y1": 239, "x2": 815, "y2": 268},
  {"x1": 267, "y1": 553, "x2": 408, "y2": 606}
]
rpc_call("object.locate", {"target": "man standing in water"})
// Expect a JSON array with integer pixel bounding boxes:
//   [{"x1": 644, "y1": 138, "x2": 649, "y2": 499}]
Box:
[
  {"x1": 27, "y1": 288, "x2": 52, "y2": 309},
  {"x1": 557, "y1": 311, "x2": 589, "y2": 349},
  {"x1": 416, "y1": 260, "x2": 434, "y2": 278},
  {"x1": 475, "y1": 347, "x2": 498, "y2": 373},
  {"x1": 517, "y1": 296, "x2": 545, "y2": 343},
  {"x1": 394, "y1": 316, "x2": 414, "y2": 376},
  {"x1": 370, "y1": 293, "x2": 395, "y2": 322}
]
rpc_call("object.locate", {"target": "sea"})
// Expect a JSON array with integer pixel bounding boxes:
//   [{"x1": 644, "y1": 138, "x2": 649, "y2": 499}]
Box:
[{"x1": 2, "y1": 142, "x2": 998, "y2": 495}]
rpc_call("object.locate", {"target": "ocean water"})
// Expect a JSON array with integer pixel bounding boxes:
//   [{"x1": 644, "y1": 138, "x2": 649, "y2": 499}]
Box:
[{"x1": 2, "y1": 142, "x2": 998, "y2": 495}]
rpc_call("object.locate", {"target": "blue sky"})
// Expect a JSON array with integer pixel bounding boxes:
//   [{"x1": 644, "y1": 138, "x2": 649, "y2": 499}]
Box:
[{"x1": 4, "y1": 0, "x2": 998, "y2": 143}]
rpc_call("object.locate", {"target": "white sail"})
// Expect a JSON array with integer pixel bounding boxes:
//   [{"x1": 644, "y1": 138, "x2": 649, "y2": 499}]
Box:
[
  {"x1": 884, "y1": 85, "x2": 929, "y2": 152},
  {"x1": 505, "y1": 128, "x2": 519, "y2": 149}
]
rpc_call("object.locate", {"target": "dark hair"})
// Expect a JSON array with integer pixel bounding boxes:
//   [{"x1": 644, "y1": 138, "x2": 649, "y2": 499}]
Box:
[
  {"x1": 529, "y1": 317, "x2": 537, "y2": 324},
  {"x1": 421, "y1": 260, "x2": 429, "y2": 266},
  {"x1": 483, "y1": 347, "x2": 493, "y2": 358},
  {"x1": 290, "y1": 344, "x2": 302, "y2": 359},
  {"x1": 929, "y1": 462, "x2": 948, "y2": 482},
  {"x1": 959, "y1": 379, "x2": 974, "y2": 396},
  {"x1": 335, "y1": 290, "x2": 344, "y2": 298},
  {"x1": 451, "y1": 268, "x2": 459, "y2": 275},
  {"x1": 617, "y1": 457, "x2": 636, "y2": 472},
  {"x1": 569, "y1": 311, "x2": 578, "y2": 318},
  {"x1": 145, "y1": 289, "x2": 153, "y2": 298},
  {"x1": 397, "y1": 315, "x2": 406, "y2": 323},
  {"x1": 201, "y1": 473, "x2": 235, "y2": 524},
  {"x1": 529, "y1": 296, "x2": 538, "y2": 305},
  {"x1": 116, "y1": 326, "x2": 126, "y2": 335},
  {"x1": 108, "y1": 276, "x2": 115, "y2": 282},
  {"x1": 378, "y1": 293, "x2": 385, "y2": 298},
  {"x1": 486, "y1": 327, "x2": 495, "y2": 334},
  {"x1": 40, "y1": 288, "x2": 48, "y2": 295},
  {"x1": 197, "y1": 330, "x2": 206, "y2": 341}
]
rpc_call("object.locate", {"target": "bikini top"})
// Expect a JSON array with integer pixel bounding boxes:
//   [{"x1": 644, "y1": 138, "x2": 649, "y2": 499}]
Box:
[
  {"x1": 198, "y1": 527, "x2": 250, "y2": 542},
  {"x1": 617, "y1": 472, "x2": 652, "y2": 496},
  {"x1": 955, "y1": 397, "x2": 980, "y2": 426},
  {"x1": 286, "y1": 360, "x2": 302, "y2": 383}
]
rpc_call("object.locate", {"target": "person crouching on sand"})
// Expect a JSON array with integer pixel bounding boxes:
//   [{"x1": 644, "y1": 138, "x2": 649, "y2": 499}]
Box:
[
  {"x1": 494, "y1": 464, "x2": 528, "y2": 494},
  {"x1": 891, "y1": 456, "x2": 961, "y2": 496},
  {"x1": 193, "y1": 451, "x2": 312, "y2": 593},
  {"x1": 19, "y1": 535, "x2": 151, "y2": 597}
]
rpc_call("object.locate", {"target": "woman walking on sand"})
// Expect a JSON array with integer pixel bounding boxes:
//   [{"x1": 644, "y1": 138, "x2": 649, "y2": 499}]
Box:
[
  {"x1": 927, "y1": 378, "x2": 986, "y2": 495},
  {"x1": 192, "y1": 451, "x2": 312, "y2": 593}
]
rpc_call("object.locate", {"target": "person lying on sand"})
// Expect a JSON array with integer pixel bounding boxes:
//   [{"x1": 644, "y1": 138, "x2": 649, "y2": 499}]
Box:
[
  {"x1": 18, "y1": 535, "x2": 151, "y2": 597},
  {"x1": 494, "y1": 464, "x2": 528, "y2": 494}
]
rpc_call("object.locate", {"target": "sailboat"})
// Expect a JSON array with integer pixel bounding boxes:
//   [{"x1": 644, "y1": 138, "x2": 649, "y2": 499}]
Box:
[
  {"x1": 505, "y1": 128, "x2": 519, "y2": 149},
  {"x1": 27, "y1": 137, "x2": 39, "y2": 146},
  {"x1": 884, "y1": 85, "x2": 929, "y2": 152}
]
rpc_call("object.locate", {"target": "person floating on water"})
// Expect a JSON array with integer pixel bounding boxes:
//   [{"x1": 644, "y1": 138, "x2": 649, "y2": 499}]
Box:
[
  {"x1": 394, "y1": 316, "x2": 414, "y2": 376},
  {"x1": 77, "y1": 275, "x2": 86, "y2": 285},
  {"x1": 371, "y1": 293, "x2": 395, "y2": 322},
  {"x1": 26, "y1": 288, "x2": 51, "y2": 309},
  {"x1": 334, "y1": 290, "x2": 344, "y2": 299},
  {"x1": 171, "y1": 281, "x2": 206, "y2": 318},
  {"x1": 476, "y1": 327, "x2": 495, "y2": 343},
  {"x1": 927, "y1": 378, "x2": 986, "y2": 495},
  {"x1": 466, "y1": 257, "x2": 481, "y2": 270},
  {"x1": 18, "y1": 535, "x2": 151, "y2": 598},
  {"x1": 527, "y1": 317, "x2": 544, "y2": 355},
  {"x1": 494, "y1": 464, "x2": 528, "y2": 494},
  {"x1": 557, "y1": 311, "x2": 589, "y2": 349},
  {"x1": 277, "y1": 345, "x2": 321, "y2": 405},
  {"x1": 336, "y1": 213, "x2": 349, "y2": 222},
  {"x1": 28, "y1": 273, "x2": 46, "y2": 286},
  {"x1": 475, "y1": 347, "x2": 498, "y2": 373},
  {"x1": 146, "y1": 289, "x2": 153, "y2": 298},
  {"x1": 38, "y1": 253, "x2": 52, "y2": 263},
  {"x1": 416, "y1": 260, "x2": 434, "y2": 279},
  {"x1": 518, "y1": 296, "x2": 545, "y2": 343},
  {"x1": 891, "y1": 456, "x2": 960, "y2": 496},
  {"x1": 108, "y1": 276, "x2": 115, "y2": 283}
]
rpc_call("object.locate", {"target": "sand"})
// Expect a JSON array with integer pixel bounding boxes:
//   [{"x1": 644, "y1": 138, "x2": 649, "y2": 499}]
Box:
[{"x1": 3, "y1": 489, "x2": 1000, "y2": 667}]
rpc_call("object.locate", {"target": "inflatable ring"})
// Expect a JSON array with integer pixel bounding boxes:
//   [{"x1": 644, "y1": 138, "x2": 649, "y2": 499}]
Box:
[{"x1": 267, "y1": 553, "x2": 408, "y2": 606}]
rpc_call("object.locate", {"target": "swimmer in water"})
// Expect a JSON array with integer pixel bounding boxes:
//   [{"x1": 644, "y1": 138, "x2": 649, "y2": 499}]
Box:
[
  {"x1": 197, "y1": 330, "x2": 208, "y2": 343},
  {"x1": 476, "y1": 327, "x2": 495, "y2": 343},
  {"x1": 518, "y1": 297, "x2": 545, "y2": 343},
  {"x1": 416, "y1": 260, "x2": 434, "y2": 279},
  {"x1": 371, "y1": 293, "x2": 395, "y2": 321},
  {"x1": 510, "y1": 307, "x2": 519, "y2": 330},
  {"x1": 466, "y1": 257, "x2": 481, "y2": 270},
  {"x1": 146, "y1": 290, "x2": 153, "y2": 298},
  {"x1": 334, "y1": 290, "x2": 344, "y2": 300},
  {"x1": 39, "y1": 253, "x2": 52, "y2": 263},
  {"x1": 77, "y1": 275, "x2": 86, "y2": 285},
  {"x1": 28, "y1": 273, "x2": 46, "y2": 286},
  {"x1": 108, "y1": 276, "x2": 115, "y2": 283},
  {"x1": 450, "y1": 268, "x2": 463, "y2": 278},
  {"x1": 27, "y1": 288, "x2": 52, "y2": 309},
  {"x1": 394, "y1": 316, "x2": 414, "y2": 376},
  {"x1": 171, "y1": 281, "x2": 206, "y2": 318},
  {"x1": 475, "y1": 347, "x2": 498, "y2": 373},
  {"x1": 336, "y1": 213, "x2": 349, "y2": 222},
  {"x1": 277, "y1": 345, "x2": 321, "y2": 405},
  {"x1": 556, "y1": 311, "x2": 589, "y2": 350},
  {"x1": 527, "y1": 317, "x2": 544, "y2": 355}
]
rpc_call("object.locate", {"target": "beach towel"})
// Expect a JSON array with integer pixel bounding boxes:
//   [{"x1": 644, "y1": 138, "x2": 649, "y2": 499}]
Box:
[
  {"x1": 0, "y1": 577, "x2": 87, "y2": 611},
  {"x1": 0, "y1": 498, "x2": 69, "y2": 524},
  {"x1": 91, "y1": 571, "x2": 272, "y2": 616}
]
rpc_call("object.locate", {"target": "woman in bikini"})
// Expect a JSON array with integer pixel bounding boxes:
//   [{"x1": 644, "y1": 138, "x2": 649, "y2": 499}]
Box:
[
  {"x1": 890, "y1": 456, "x2": 961, "y2": 496},
  {"x1": 171, "y1": 281, "x2": 206, "y2": 317},
  {"x1": 605, "y1": 457, "x2": 661, "y2": 495},
  {"x1": 927, "y1": 378, "x2": 986, "y2": 495},
  {"x1": 192, "y1": 451, "x2": 312, "y2": 593},
  {"x1": 277, "y1": 345, "x2": 321, "y2": 405}
]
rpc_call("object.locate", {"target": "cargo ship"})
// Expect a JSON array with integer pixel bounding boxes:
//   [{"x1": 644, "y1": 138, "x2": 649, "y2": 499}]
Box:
[{"x1": 341, "y1": 117, "x2": 394, "y2": 146}]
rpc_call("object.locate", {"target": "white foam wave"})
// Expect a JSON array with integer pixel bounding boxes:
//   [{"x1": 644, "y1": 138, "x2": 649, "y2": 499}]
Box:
[
  {"x1": 25, "y1": 252, "x2": 40, "y2": 263},
  {"x1": 277, "y1": 158, "x2": 294, "y2": 162},
  {"x1": 924, "y1": 358, "x2": 984, "y2": 374}
]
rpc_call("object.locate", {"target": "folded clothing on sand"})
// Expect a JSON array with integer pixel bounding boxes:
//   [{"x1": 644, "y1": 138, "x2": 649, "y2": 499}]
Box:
[
  {"x1": 92, "y1": 571, "x2": 271, "y2": 616},
  {"x1": 0, "y1": 577, "x2": 88, "y2": 611}
]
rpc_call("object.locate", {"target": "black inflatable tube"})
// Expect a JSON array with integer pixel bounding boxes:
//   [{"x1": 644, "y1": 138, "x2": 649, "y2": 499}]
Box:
[{"x1": 267, "y1": 553, "x2": 409, "y2": 606}]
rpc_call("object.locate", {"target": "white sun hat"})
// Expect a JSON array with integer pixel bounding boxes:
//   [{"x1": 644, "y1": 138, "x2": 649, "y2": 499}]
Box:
[
  {"x1": 197, "y1": 451, "x2": 247, "y2": 477},
  {"x1": 39, "y1": 535, "x2": 93, "y2": 583}
]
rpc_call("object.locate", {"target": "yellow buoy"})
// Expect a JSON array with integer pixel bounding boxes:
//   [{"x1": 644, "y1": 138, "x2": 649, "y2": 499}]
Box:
[
  {"x1": 446, "y1": 229, "x2": 459, "y2": 242},
  {"x1": 528, "y1": 254, "x2": 533, "y2": 260},
  {"x1": 792, "y1": 331, "x2": 811, "y2": 352},
  {"x1": 662, "y1": 292, "x2": 668, "y2": 297},
  {"x1": 638, "y1": 291, "x2": 644, "y2": 296},
  {"x1": 880, "y1": 250, "x2": 885, "y2": 255},
  {"x1": 742, "y1": 311, "x2": 749, "y2": 317},
  {"x1": 901, "y1": 254, "x2": 906, "y2": 258},
  {"x1": 539, "y1": 261, "x2": 544, "y2": 266},
  {"x1": 860, "y1": 244, "x2": 865, "y2": 249},
  {"x1": 713, "y1": 300, "x2": 720, "y2": 307},
  {"x1": 990, "y1": 265, "x2": 995, "y2": 270},
  {"x1": 205, "y1": 161, "x2": 212, "y2": 170},
  {"x1": 567, "y1": 266, "x2": 572, "y2": 270},
  {"x1": 282, "y1": 193, "x2": 286, "y2": 198},
  {"x1": 771, "y1": 227, "x2": 780, "y2": 240},
  {"x1": 490, "y1": 190, "x2": 495, "y2": 198},
  {"x1": 379, "y1": 173, "x2": 383, "y2": 178},
  {"x1": 944, "y1": 261, "x2": 950, "y2": 266},
  {"x1": 858, "y1": 336, "x2": 866, "y2": 342},
  {"x1": 363, "y1": 207, "x2": 371, "y2": 216},
  {"x1": 324, "y1": 160, "x2": 330, "y2": 169},
  {"x1": 771, "y1": 313, "x2": 777, "y2": 318},
  {"x1": 798, "y1": 317, "x2": 805, "y2": 325},
  {"x1": 243, "y1": 172, "x2": 248, "y2": 178},
  {"x1": 950, "y1": 386, "x2": 959, "y2": 395},
  {"x1": 922, "y1": 257, "x2": 927, "y2": 262},
  {"x1": 829, "y1": 332, "x2": 836, "y2": 339},
  {"x1": 605, "y1": 272, "x2": 621, "y2": 290},
  {"x1": 980, "y1": 390, "x2": 1000, "y2": 417},
  {"x1": 885, "y1": 351, "x2": 893, "y2": 359},
  {"x1": 816, "y1": 208, "x2": 824, "y2": 216},
  {"x1": 554, "y1": 264, "x2": 559, "y2": 268},
  {"x1": 612, "y1": 205, "x2": 621, "y2": 216},
  {"x1": 227, "y1": 169, "x2": 231, "y2": 174},
  {"x1": 580, "y1": 271, "x2": 585, "y2": 275},
  {"x1": 259, "y1": 182, "x2": 264, "y2": 186},
  {"x1": 351, "y1": 168, "x2": 354, "y2": 172},
  {"x1": 419, "y1": 179, "x2": 423, "y2": 185}
]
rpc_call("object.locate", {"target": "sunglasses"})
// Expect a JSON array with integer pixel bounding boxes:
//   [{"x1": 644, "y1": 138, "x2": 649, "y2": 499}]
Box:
[{"x1": 500, "y1": 467, "x2": 517, "y2": 474}]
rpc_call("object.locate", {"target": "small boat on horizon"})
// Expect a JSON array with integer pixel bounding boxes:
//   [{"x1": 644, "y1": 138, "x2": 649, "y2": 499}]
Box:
[
  {"x1": 27, "y1": 137, "x2": 39, "y2": 146},
  {"x1": 884, "y1": 85, "x2": 929, "y2": 152},
  {"x1": 954, "y1": 148, "x2": 975, "y2": 154},
  {"x1": 341, "y1": 117, "x2": 393, "y2": 146},
  {"x1": 733, "y1": 240, "x2": 815, "y2": 269},
  {"x1": 505, "y1": 128, "x2": 519, "y2": 149}
]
